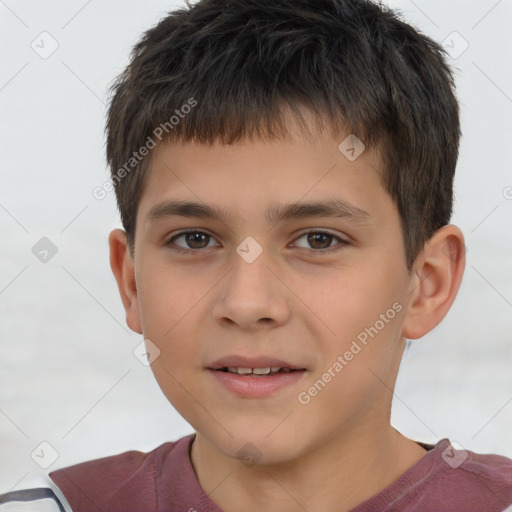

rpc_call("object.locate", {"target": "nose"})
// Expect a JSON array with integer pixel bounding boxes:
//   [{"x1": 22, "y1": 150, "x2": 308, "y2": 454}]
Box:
[{"x1": 212, "y1": 245, "x2": 290, "y2": 331}]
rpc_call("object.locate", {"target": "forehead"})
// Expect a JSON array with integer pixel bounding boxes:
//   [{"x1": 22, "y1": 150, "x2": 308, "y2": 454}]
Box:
[{"x1": 138, "y1": 129, "x2": 392, "y2": 232}]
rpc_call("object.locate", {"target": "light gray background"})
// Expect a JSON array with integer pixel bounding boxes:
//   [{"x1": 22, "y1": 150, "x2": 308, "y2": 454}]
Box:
[{"x1": 0, "y1": 0, "x2": 511, "y2": 492}]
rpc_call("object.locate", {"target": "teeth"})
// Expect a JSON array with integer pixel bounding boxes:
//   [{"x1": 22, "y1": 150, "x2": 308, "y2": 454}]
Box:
[
  {"x1": 226, "y1": 366, "x2": 286, "y2": 375},
  {"x1": 252, "y1": 367, "x2": 271, "y2": 375}
]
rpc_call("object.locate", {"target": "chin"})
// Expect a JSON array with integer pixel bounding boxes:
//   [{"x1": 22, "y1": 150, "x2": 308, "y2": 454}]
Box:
[{"x1": 205, "y1": 424, "x2": 306, "y2": 467}]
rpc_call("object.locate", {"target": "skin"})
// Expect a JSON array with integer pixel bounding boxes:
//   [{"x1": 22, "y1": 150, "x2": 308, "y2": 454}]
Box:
[{"x1": 109, "y1": 118, "x2": 466, "y2": 512}]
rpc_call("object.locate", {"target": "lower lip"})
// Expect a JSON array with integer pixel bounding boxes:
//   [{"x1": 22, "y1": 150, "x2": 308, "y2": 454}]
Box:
[{"x1": 208, "y1": 369, "x2": 307, "y2": 398}]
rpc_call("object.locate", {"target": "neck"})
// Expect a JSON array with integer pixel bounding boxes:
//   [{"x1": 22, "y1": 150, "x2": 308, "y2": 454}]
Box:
[{"x1": 189, "y1": 425, "x2": 426, "y2": 512}]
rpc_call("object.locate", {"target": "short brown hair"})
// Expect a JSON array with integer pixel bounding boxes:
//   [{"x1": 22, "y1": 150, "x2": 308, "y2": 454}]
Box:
[{"x1": 105, "y1": 0, "x2": 460, "y2": 269}]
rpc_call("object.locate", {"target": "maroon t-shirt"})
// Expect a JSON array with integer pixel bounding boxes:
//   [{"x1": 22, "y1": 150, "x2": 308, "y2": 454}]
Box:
[{"x1": 49, "y1": 434, "x2": 512, "y2": 512}]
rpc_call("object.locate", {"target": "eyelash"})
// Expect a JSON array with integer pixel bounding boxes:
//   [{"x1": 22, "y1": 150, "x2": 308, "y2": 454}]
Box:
[{"x1": 165, "y1": 229, "x2": 349, "y2": 256}]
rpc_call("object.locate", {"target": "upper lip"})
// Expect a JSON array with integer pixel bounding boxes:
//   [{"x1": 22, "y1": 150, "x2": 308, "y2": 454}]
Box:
[{"x1": 208, "y1": 355, "x2": 305, "y2": 370}]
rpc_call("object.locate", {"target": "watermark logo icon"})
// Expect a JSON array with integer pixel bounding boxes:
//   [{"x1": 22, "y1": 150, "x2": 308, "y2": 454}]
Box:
[
  {"x1": 236, "y1": 442, "x2": 262, "y2": 467},
  {"x1": 236, "y1": 236, "x2": 263, "y2": 264},
  {"x1": 338, "y1": 134, "x2": 366, "y2": 161},
  {"x1": 442, "y1": 31, "x2": 469, "y2": 59},
  {"x1": 133, "y1": 338, "x2": 161, "y2": 366},
  {"x1": 31, "y1": 31, "x2": 59, "y2": 59},
  {"x1": 441, "y1": 441, "x2": 468, "y2": 468},
  {"x1": 32, "y1": 237, "x2": 58, "y2": 263},
  {"x1": 31, "y1": 441, "x2": 59, "y2": 469}
]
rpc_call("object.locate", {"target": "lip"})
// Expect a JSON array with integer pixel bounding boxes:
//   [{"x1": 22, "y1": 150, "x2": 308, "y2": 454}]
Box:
[
  {"x1": 208, "y1": 368, "x2": 308, "y2": 398},
  {"x1": 207, "y1": 355, "x2": 304, "y2": 371}
]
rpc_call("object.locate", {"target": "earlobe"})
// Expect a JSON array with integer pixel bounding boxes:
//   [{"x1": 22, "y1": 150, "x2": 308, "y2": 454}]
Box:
[
  {"x1": 402, "y1": 225, "x2": 466, "y2": 340},
  {"x1": 108, "y1": 229, "x2": 143, "y2": 334}
]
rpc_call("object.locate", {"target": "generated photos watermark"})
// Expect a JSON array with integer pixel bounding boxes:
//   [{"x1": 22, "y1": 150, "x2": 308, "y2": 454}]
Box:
[
  {"x1": 30, "y1": 441, "x2": 59, "y2": 470},
  {"x1": 338, "y1": 134, "x2": 366, "y2": 161},
  {"x1": 297, "y1": 301, "x2": 403, "y2": 405},
  {"x1": 441, "y1": 441, "x2": 469, "y2": 469},
  {"x1": 93, "y1": 97, "x2": 198, "y2": 200}
]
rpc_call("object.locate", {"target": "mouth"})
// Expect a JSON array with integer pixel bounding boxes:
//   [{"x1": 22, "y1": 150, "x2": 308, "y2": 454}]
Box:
[
  {"x1": 213, "y1": 366, "x2": 304, "y2": 376},
  {"x1": 206, "y1": 356, "x2": 308, "y2": 398},
  {"x1": 207, "y1": 355, "x2": 307, "y2": 377},
  {"x1": 207, "y1": 363, "x2": 308, "y2": 398}
]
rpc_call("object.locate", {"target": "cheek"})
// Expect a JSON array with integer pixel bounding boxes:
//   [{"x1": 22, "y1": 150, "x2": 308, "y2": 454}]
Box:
[
  {"x1": 297, "y1": 266, "x2": 393, "y2": 336},
  {"x1": 136, "y1": 267, "x2": 201, "y2": 370},
  {"x1": 138, "y1": 261, "x2": 194, "y2": 331},
  {"x1": 298, "y1": 264, "x2": 406, "y2": 378}
]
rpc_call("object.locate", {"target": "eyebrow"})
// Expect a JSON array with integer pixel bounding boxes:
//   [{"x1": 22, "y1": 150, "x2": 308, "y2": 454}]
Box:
[{"x1": 145, "y1": 198, "x2": 371, "y2": 225}]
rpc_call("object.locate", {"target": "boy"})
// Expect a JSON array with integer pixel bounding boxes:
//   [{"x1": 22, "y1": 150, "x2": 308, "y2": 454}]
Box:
[{"x1": 2, "y1": 0, "x2": 511, "y2": 510}]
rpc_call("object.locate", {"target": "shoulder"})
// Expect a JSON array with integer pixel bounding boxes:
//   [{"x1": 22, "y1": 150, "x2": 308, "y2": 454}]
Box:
[
  {"x1": 451, "y1": 445, "x2": 512, "y2": 494},
  {"x1": 0, "y1": 436, "x2": 193, "y2": 512},
  {"x1": 418, "y1": 440, "x2": 512, "y2": 511},
  {"x1": 47, "y1": 435, "x2": 193, "y2": 512}
]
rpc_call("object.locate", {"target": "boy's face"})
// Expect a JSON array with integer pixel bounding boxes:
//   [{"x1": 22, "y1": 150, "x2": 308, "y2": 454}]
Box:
[{"x1": 125, "y1": 122, "x2": 417, "y2": 464}]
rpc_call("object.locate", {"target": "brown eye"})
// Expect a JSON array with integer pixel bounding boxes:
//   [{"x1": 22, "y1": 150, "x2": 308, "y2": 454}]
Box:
[
  {"x1": 293, "y1": 231, "x2": 348, "y2": 254},
  {"x1": 168, "y1": 231, "x2": 219, "y2": 251},
  {"x1": 306, "y1": 233, "x2": 333, "y2": 249},
  {"x1": 183, "y1": 232, "x2": 210, "y2": 249}
]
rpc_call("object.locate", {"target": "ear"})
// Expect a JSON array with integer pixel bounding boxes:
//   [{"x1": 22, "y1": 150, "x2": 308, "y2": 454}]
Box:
[
  {"x1": 108, "y1": 229, "x2": 143, "y2": 334},
  {"x1": 402, "y1": 224, "x2": 466, "y2": 340}
]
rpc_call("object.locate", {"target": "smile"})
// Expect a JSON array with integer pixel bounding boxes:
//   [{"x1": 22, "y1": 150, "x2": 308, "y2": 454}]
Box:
[{"x1": 218, "y1": 366, "x2": 298, "y2": 375}]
